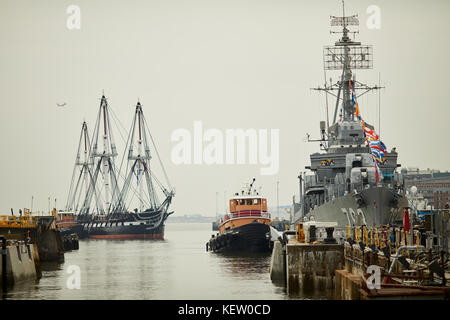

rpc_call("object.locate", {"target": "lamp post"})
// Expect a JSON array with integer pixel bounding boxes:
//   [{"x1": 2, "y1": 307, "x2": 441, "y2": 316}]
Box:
[{"x1": 277, "y1": 181, "x2": 280, "y2": 219}]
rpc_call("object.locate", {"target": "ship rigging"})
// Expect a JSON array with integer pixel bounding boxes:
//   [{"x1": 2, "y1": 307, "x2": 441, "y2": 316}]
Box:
[{"x1": 64, "y1": 95, "x2": 174, "y2": 239}]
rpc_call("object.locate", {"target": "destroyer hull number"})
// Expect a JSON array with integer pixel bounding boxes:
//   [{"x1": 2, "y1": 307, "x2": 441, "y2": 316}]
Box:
[{"x1": 341, "y1": 207, "x2": 367, "y2": 225}]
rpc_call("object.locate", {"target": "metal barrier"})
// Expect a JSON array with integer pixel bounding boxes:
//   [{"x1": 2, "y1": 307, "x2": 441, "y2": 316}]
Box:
[
  {"x1": 221, "y1": 211, "x2": 271, "y2": 223},
  {"x1": 0, "y1": 215, "x2": 36, "y2": 228},
  {"x1": 345, "y1": 225, "x2": 426, "y2": 253}
]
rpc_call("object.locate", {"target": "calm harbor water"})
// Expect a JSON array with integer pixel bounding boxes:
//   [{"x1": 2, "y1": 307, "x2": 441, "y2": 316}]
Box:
[{"x1": 4, "y1": 223, "x2": 299, "y2": 300}]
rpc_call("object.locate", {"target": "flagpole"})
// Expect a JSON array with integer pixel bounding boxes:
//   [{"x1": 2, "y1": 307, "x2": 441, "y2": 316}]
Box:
[
  {"x1": 350, "y1": 79, "x2": 384, "y2": 185},
  {"x1": 378, "y1": 72, "x2": 381, "y2": 138},
  {"x1": 277, "y1": 181, "x2": 279, "y2": 220}
]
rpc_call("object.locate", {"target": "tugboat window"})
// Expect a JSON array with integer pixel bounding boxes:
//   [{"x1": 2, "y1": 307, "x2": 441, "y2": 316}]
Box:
[
  {"x1": 247, "y1": 199, "x2": 252, "y2": 205},
  {"x1": 240, "y1": 199, "x2": 245, "y2": 205}
]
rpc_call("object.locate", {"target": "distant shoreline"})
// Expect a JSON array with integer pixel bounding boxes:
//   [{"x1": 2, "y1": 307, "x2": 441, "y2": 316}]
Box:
[{"x1": 167, "y1": 216, "x2": 216, "y2": 223}]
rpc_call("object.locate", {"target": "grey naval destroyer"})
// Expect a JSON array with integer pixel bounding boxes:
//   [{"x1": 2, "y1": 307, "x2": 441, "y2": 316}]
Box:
[{"x1": 293, "y1": 9, "x2": 408, "y2": 229}]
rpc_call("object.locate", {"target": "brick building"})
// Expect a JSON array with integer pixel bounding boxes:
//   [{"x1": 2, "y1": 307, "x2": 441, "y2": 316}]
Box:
[{"x1": 402, "y1": 168, "x2": 450, "y2": 209}]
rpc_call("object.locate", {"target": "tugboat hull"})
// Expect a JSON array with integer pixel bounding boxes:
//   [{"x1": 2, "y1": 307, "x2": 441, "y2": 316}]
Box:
[{"x1": 208, "y1": 221, "x2": 270, "y2": 253}]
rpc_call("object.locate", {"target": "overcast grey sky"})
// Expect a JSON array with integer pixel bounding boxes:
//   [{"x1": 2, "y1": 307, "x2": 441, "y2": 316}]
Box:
[{"x1": 1, "y1": 0, "x2": 449, "y2": 216}]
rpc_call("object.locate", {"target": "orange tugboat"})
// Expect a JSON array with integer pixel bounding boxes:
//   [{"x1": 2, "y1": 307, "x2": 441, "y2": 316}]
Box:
[{"x1": 207, "y1": 179, "x2": 271, "y2": 253}]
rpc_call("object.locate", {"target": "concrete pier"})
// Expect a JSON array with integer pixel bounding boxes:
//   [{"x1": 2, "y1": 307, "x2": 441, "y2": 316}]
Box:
[
  {"x1": 1, "y1": 240, "x2": 39, "y2": 287},
  {"x1": 269, "y1": 240, "x2": 285, "y2": 284},
  {"x1": 286, "y1": 242, "x2": 344, "y2": 295},
  {"x1": 269, "y1": 236, "x2": 344, "y2": 296},
  {"x1": 0, "y1": 214, "x2": 66, "y2": 262},
  {"x1": 36, "y1": 217, "x2": 65, "y2": 262},
  {"x1": 335, "y1": 269, "x2": 362, "y2": 300},
  {"x1": 270, "y1": 222, "x2": 449, "y2": 299}
]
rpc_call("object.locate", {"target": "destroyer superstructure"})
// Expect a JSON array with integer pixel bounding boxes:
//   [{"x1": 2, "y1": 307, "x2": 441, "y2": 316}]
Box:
[{"x1": 293, "y1": 8, "x2": 407, "y2": 228}]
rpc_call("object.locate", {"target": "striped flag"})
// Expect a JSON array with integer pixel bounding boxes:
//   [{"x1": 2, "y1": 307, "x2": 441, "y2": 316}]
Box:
[
  {"x1": 349, "y1": 79, "x2": 387, "y2": 181},
  {"x1": 363, "y1": 126, "x2": 379, "y2": 141},
  {"x1": 355, "y1": 103, "x2": 362, "y2": 121}
]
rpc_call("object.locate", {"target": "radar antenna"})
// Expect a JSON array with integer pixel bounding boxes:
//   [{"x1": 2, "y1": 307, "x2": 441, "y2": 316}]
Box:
[{"x1": 311, "y1": 2, "x2": 383, "y2": 129}]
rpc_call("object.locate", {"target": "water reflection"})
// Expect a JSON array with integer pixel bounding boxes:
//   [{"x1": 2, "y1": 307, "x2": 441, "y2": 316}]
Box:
[
  {"x1": 215, "y1": 252, "x2": 271, "y2": 277},
  {"x1": 4, "y1": 223, "x2": 290, "y2": 300}
]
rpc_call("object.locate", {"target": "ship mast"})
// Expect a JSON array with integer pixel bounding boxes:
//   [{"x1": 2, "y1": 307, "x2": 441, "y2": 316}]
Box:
[
  {"x1": 65, "y1": 121, "x2": 95, "y2": 213},
  {"x1": 311, "y1": 3, "x2": 383, "y2": 135},
  {"x1": 80, "y1": 95, "x2": 121, "y2": 216},
  {"x1": 113, "y1": 101, "x2": 173, "y2": 216}
]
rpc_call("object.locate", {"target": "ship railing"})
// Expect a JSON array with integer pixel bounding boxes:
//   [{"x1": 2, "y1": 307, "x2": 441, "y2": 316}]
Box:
[
  {"x1": 221, "y1": 211, "x2": 270, "y2": 223},
  {"x1": 350, "y1": 179, "x2": 399, "y2": 193},
  {"x1": 344, "y1": 225, "x2": 430, "y2": 254}
]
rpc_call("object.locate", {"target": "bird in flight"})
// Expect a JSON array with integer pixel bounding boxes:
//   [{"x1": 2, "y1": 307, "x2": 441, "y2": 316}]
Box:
[{"x1": 57, "y1": 102, "x2": 67, "y2": 107}]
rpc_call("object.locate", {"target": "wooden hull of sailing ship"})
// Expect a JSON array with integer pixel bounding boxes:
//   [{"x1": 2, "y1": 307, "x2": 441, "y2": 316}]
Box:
[
  {"x1": 83, "y1": 211, "x2": 167, "y2": 239},
  {"x1": 208, "y1": 221, "x2": 271, "y2": 253}
]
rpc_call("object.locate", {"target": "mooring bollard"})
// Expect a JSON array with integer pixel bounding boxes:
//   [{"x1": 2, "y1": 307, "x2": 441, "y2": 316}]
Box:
[
  {"x1": 324, "y1": 227, "x2": 336, "y2": 244},
  {"x1": 309, "y1": 225, "x2": 316, "y2": 243}
]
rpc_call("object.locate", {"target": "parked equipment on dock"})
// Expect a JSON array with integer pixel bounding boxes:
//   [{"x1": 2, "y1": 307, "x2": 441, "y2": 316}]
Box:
[
  {"x1": 0, "y1": 209, "x2": 37, "y2": 240},
  {"x1": 0, "y1": 209, "x2": 65, "y2": 262}
]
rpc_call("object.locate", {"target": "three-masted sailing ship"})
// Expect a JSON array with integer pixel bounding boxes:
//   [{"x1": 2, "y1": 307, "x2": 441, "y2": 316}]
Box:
[{"x1": 64, "y1": 95, "x2": 174, "y2": 239}]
